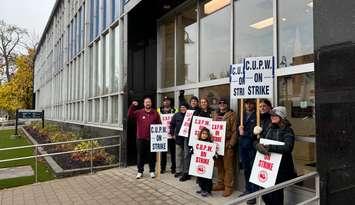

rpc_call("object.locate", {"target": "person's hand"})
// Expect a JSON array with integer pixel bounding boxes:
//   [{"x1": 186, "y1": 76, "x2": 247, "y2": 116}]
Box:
[
  {"x1": 253, "y1": 126, "x2": 263, "y2": 135},
  {"x1": 239, "y1": 126, "x2": 245, "y2": 136},
  {"x1": 132, "y1": 101, "x2": 138, "y2": 106},
  {"x1": 256, "y1": 143, "x2": 270, "y2": 155}
]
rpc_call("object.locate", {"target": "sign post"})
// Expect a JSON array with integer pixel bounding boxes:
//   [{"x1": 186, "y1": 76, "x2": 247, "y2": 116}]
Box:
[
  {"x1": 14, "y1": 109, "x2": 44, "y2": 137},
  {"x1": 150, "y1": 124, "x2": 168, "y2": 179}
]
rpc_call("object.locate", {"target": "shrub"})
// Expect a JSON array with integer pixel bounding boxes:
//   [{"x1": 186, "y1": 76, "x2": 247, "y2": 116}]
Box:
[{"x1": 71, "y1": 141, "x2": 114, "y2": 163}]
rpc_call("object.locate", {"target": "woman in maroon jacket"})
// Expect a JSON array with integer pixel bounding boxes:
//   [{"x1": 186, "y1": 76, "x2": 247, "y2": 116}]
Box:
[{"x1": 128, "y1": 97, "x2": 161, "y2": 179}]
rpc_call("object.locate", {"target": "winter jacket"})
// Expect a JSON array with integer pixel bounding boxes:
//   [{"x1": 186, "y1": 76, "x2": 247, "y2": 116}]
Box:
[
  {"x1": 240, "y1": 111, "x2": 257, "y2": 149},
  {"x1": 260, "y1": 112, "x2": 271, "y2": 133},
  {"x1": 198, "y1": 108, "x2": 212, "y2": 118},
  {"x1": 216, "y1": 110, "x2": 238, "y2": 148},
  {"x1": 128, "y1": 105, "x2": 161, "y2": 140},
  {"x1": 257, "y1": 121, "x2": 296, "y2": 182},
  {"x1": 170, "y1": 112, "x2": 186, "y2": 145}
]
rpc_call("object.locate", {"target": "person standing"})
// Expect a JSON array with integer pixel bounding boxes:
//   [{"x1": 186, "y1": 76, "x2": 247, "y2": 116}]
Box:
[
  {"x1": 213, "y1": 98, "x2": 238, "y2": 197},
  {"x1": 158, "y1": 96, "x2": 177, "y2": 174},
  {"x1": 180, "y1": 96, "x2": 200, "y2": 182},
  {"x1": 254, "y1": 106, "x2": 296, "y2": 205},
  {"x1": 198, "y1": 97, "x2": 212, "y2": 118},
  {"x1": 128, "y1": 97, "x2": 161, "y2": 179},
  {"x1": 239, "y1": 99, "x2": 258, "y2": 204},
  {"x1": 170, "y1": 102, "x2": 189, "y2": 178}
]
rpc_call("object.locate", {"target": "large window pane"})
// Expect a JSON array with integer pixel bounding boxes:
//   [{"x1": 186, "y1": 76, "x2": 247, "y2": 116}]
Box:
[
  {"x1": 200, "y1": 0, "x2": 230, "y2": 81},
  {"x1": 199, "y1": 84, "x2": 230, "y2": 113},
  {"x1": 102, "y1": 97, "x2": 109, "y2": 123},
  {"x1": 234, "y1": 0, "x2": 273, "y2": 63},
  {"x1": 176, "y1": 6, "x2": 197, "y2": 85},
  {"x1": 160, "y1": 18, "x2": 175, "y2": 88},
  {"x1": 278, "y1": 0, "x2": 313, "y2": 67},
  {"x1": 112, "y1": 96, "x2": 118, "y2": 124}
]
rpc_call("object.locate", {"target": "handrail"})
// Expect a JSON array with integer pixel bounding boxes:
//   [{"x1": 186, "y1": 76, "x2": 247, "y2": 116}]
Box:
[{"x1": 225, "y1": 171, "x2": 320, "y2": 205}]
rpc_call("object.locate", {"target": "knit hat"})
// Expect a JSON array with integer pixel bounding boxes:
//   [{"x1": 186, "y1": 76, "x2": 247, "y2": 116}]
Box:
[
  {"x1": 270, "y1": 106, "x2": 287, "y2": 119},
  {"x1": 180, "y1": 102, "x2": 189, "y2": 109},
  {"x1": 190, "y1": 96, "x2": 199, "y2": 102}
]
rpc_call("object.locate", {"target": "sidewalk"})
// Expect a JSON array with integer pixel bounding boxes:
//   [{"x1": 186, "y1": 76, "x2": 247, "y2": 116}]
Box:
[{"x1": 0, "y1": 166, "x2": 244, "y2": 205}]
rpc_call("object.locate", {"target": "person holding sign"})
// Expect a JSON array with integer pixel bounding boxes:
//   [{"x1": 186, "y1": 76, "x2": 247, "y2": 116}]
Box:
[
  {"x1": 158, "y1": 96, "x2": 177, "y2": 174},
  {"x1": 213, "y1": 98, "x2": 238, "y2": 197},
  {"x1": 128, "y1": 97, "x2": 161, "y2": 179},
  {"x1": 238, "y1": 99, "x2": 259, "y2": 202},
  {"x1": 198, "y1": 98, "x2": 212, "y2": 118},
  {"x1": 253, "y1": 106, "x2": 296, "y2": 205}
]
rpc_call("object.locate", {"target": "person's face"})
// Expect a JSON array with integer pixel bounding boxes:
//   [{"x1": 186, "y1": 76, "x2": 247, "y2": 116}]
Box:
[
  {"x1": 271, "y1": 114, "x2": 281, "y2": 124},
  {"x1": 190, "y1": 99, "x2": 198, "y2": 108},
  {"x1": 180, "y1": 106, "x2": 187, "y2": 113},
  {"x1": 163, "y1": 100, "x2": 171, "y2": 108},
  {"x1": 260, "y1": 102, "x2": 271, "y2": 114},
  {"x1": 144, "y1": 98, "x2": 152, "y2": 109},
  {"x1": 219, "y1": 102, "x2": 228, "y2": 111},
  {"x1": 201, "y1": 130, "x2": 209, "y2": 140},
  {"x1": 245, "y1": 102, "x2": 255, "y2": 112},
  {"x1": 200, "y1": 99, "x2": 208, "y2": 110}
]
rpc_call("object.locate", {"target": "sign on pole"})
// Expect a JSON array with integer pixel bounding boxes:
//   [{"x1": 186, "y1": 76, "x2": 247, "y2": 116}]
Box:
[
  {"x1": 178, "y1": 110, "x2": 195, "y2": 137},
  {"x1": 249, "y1": 138, "x2": 284, "y2": 188},
  {"x1": 160, "y1": 114, "x2": 174, "y2": 139},
  {"x1": 230, "y1": 63, "x2": 245, "y2": 99},
  {"x1": 15, "y1": 109, "x2": 44, "y2": 136},
  {"x1": 189, "y1": 141, "x2": 216, "y2": 179},
  {"x1": 150, "y1": 124, "x2": 168, "y2": 152},
  {"x1": 211, "y1": 121, "x2": 226, "y2": 156},
  {"x1": 188, "y1": 116, "x2": 212, "y2": 146}
]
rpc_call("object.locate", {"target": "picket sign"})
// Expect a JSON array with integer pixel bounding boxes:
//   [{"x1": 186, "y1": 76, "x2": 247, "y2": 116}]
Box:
[
  {"x1": 189, "y1": 141, "x2": 216, "y2": 179},
  {"x1": 150, "y1": 124, "x2": 169, "y2": 179},
  {"x1": 160, "y1": 114, "x2": 174, "y2": 139},
  {"x1": 178, "y1": 110, "x2": 195, "y2": 137},
  {"x1": 188, "y1": 116, "x2": 212, "y2": 146},
  {"x1": 249, "y1": 138, "x2": 285, "y2": 188}
]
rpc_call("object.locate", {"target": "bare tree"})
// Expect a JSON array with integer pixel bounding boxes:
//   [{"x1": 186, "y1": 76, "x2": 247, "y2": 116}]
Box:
[{"x1": 0, "y1": 20, "x2": 27, "y2": 83}]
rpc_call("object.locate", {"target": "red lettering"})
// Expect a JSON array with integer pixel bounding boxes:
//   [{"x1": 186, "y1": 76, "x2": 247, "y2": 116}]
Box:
[
  {"x1": 258, "y1": 160, "x2": 273, "y2": 171},
  {"x1": 196, "y1": 157, "x2": 209, "y2": 165}
]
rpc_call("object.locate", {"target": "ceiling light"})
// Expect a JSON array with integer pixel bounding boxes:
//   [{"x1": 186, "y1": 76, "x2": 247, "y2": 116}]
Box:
[
  {"x1": 282, "y1": 18, "x2": 286, "y2": 21},
  {"x1": 250, "y1": 17, "x2": 274, "y2": 29},
  {"x1": 204, "y1": 0, "x2": 230, "y2": 15},
  {"x1": 307, "y1": 2, "x2": 313, "y2": 8}
]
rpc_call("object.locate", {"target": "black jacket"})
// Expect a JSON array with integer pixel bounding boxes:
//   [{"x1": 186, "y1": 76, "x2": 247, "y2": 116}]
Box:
[
  {"x1": 260, "y1": 112, "x2": 271, "y2": 133},
  {"x1": 170, "y1": 112, "x2": 186, "y2": 145},
  {"x1": 258, "y1": 121, "x2": 296, "y2": 182},
  {"x1": 240, "y1": 111, "x2": 257, "y2": 149},
  {"x1": 198, "y1": 108, "x2": 212, "y2": 118}
]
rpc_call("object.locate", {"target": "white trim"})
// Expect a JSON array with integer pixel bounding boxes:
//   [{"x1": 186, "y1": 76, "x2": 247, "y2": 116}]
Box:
[
  {"x1": 276, "y1": 63, "x2": 314, "y2": 77},
  {"x1": 157, "y1": 77, "x2": 229, "y2": 93},
  {"x1": 48, "y1": 119, "x2": 123, "y2": 131},
  {"x1": 123, "y1": 0, "x2": 142, "y2": 14}
]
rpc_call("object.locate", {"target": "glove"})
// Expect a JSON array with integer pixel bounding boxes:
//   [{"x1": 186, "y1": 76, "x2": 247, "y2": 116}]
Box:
[
  {"x1": 213, "y1": 154, "x2": 219, "y2": 160},
  {"x1": 256, "y1": 143, "x2": 270, "y2": 155},
  {"x1": 253, "y1": 126, "x2": 263, "y2": 135}
]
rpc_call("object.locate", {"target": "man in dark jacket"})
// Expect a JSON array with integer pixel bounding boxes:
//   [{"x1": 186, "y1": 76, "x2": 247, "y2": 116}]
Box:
[
  {"x1": 158, "y1": 96, "x2": 176, "y2": 174},
  {"x1": 128, "y1": 97, "x2": 161, "y2": 179},
  {"x1": 239, "y1": 99, "x2": 258, "y2": 204},
  {"x1": 170, "y1": 102, "x2": 189, "y2": 178}
]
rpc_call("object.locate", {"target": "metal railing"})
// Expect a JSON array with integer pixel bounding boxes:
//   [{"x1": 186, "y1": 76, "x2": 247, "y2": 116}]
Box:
[
  {"x1": 225, "y1": 171, "x2": 320, "y2": 205},
  {"x1": 0, "y1": 135, "x2": 121, "y2": 183}
]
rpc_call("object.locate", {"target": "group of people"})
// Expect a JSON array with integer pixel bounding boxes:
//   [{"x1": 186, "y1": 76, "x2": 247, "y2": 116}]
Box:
[{"x1": 128, "y1": 92, "x2": 296, "y2": 205}]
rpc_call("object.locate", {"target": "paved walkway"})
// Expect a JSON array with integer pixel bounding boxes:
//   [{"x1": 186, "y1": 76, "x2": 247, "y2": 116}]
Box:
[
  {"x1": 0, "y1": 167, "x2": 244, "y2": 205},
  {"x1": 0, "y1": 166, "x2": 34, "y2": 180}
]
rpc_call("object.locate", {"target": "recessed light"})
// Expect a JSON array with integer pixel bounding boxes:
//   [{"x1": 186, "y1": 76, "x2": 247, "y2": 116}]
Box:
[
  {"x1": 282, "y1": 18, "x2": 286, "y2": 21},
  {"x1": 250, "y1": 17, "x2": 273, "y2": 29}
]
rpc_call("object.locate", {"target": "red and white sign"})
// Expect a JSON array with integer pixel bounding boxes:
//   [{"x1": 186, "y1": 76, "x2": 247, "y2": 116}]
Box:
[
  {"x1": 160, "y1": 114, "x2": 174, "y2": 139},
  {"x1": 189, "y1": 141, "x2": 216, "y2": 179},
  {"x1": 249, "y1": 139, "x2": 284, "y2": 188},
  {"x1": 211, "y1": 121, "x2": 226, "y2": 156},
  {"x1": 188, "y1": 116, "x2": 212, "y2": 146},
  {"x1": 178, "y1": 110, "x2": 195, "y2": 137}
]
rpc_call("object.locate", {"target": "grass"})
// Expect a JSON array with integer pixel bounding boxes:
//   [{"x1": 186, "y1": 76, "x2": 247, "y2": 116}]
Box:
[{"x1": 0, "y1": 129, "x2": 55, "y2": 189}]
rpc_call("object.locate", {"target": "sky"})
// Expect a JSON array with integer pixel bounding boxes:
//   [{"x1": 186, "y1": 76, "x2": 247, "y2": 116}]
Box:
[{"x1": 0, "y1": 0, "x2": 56, "y2": 41}]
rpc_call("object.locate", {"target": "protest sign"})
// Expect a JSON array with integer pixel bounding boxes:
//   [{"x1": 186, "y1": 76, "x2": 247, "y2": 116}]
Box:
[
  {"x1": 160, "y1": 114, "x2": 174, "y2": 139},
  {"x1": 249, "y1": 138, "x2": 285, "y2": 188},
  {"x1": 230, "y1": 63, "x2": 245, "y2": 99},
  {"x1": 211, "y1": 121, "x2": 226, "y2": 156},
  {"x1": 188, "y1": 116, "x2": 212, "y2": 146},
  {"x1": 150, "y1": 124, "x2": 168, "y2": 152},
  {"x1": 178, "y1": 110, "x2": 195, "y2": 137},
  {"x1": 189, "y1": 141, "x2": 216, "y2": 179}
]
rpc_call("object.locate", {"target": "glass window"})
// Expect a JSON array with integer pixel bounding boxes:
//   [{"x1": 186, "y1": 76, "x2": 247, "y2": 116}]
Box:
[
  {"x1": 112, "y1": 95, "x2": 118, "y2": 124},
  {"x1": 199, "y1": 84, "x2": 230, "y2": 113},
  {"x1": 159, "y1": 92, "x2": 175, "y2": 108},
  {"x1": 97, "y1": 41, "x2": 102, "y2": 96},
  {"x1": 176, "y1": 5, "x2": 197, "y2": 85},
  {"x1": 112, "y1": 26, "x2": 120, "y2": 92},
  {"x1": 95, "y1": 99, "x2": 100, "y2": 122},
  {"x1": 102, "y1": 97, "x2": 109, "y2": 123},
  {"x1": 200, "y1": 0, "x2": 231, "y2": 81},
  {"x1": 278, "y1": 0, "x2": 313, "y2": 67},
  {"x1": 160, "y1": 18, "x2": 175, "y2": 88},
  {"x1": 102, "y1": 34, "x2": 110, "y2": 94},
  {"x1": 278, "y1": 72, "x2": 315, "y2": 177},
  {"x1": 234, "y1": 0, "x2": 273, "y2": 63},
  {"x1": 88, "y1": 100, "x2": 93, "y2": 122},
  {"x1": 95, "y1": 0, "x2": 100, "y2": 37},
  {"x1": 90, "y1": 0, "x2": 94, "y2": 41}
]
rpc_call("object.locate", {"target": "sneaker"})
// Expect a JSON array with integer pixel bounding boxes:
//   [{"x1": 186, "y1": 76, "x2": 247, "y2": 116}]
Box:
[
  {"x1": 179, "y1": 174, "x2": 191, "y2": 182},
  {"x1": 174, "y1": 172, "x2": 182, "y2": 178},
  {"x1": 136, "y1": 173, "x2": 143, "y2": 179},
  {"x1": 201, "y1": 191, "x2": 208, "y2": 197},
  {"x1": 150, "y1": 172, "x2": 156, "y2": 178},
  {"x1": 247, "y1": 199, "x2": 256, "y2": 205}
]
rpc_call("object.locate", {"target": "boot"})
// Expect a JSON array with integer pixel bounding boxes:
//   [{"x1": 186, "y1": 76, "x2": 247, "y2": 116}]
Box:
[
  {"x1": 223, "y1": 188, "x2": 233, "y2": 197},
  {"x1": 212, "y1": 184, "x2": 225, "y2": 191}
]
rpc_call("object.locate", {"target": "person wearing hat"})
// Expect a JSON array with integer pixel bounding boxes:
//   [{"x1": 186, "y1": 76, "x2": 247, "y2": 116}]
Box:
[
  {"x1": 158, "y1": 96, "x2": 177, "y2": 174},
  {"x1": 253, "y1": 106, "x2": 296, "y2": 205},
  {"x1": 169, "y1": 102, "x2": 189, "y2": 178},
  {"x1": 238, "y1": 99, "x2": 258, "y2": 204},
  {"x1": 213, "y1": 98, "x2": 238, "y2": 197}
]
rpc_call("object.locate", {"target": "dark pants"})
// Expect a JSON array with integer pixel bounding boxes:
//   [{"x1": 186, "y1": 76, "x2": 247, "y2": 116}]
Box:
[
  {"x1": 240, "y1": 147, "x2": 259, "y2": 194},
  {"x1": 262, "y1": 189, "x2": 284, "y2": 205},
  {"x1": 136, "y1": 139, "x2": 156, "y2": 173},
  {"x1": 198, "y1": 177, "x2": 213, "y2": 193},
  {"x1": 161, "y1": 139, "x2": 176, "y2": 171}
]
